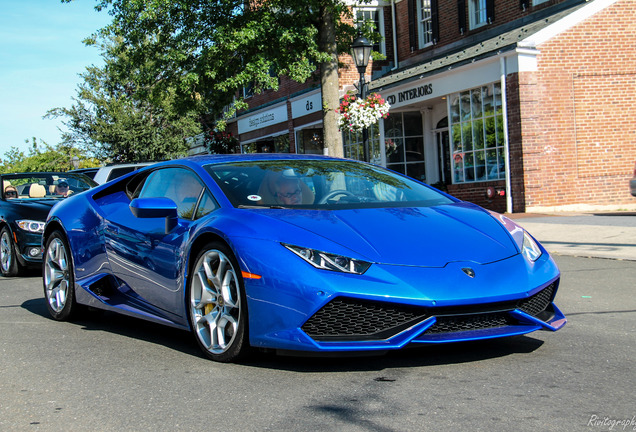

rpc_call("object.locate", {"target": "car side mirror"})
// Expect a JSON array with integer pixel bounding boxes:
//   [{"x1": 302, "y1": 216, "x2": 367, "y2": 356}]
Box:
[{"x1": 129, "y1": 197, "x2": 178, "y2": 233}]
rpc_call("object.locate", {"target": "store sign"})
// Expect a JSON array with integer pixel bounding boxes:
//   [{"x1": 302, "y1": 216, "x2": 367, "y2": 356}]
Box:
[
  {"x1": 291, "y1": 92, "x2": 322, "y2": 119},
  {"x1": 238, "y1": 105, "x2": 288, "y2": 134},
  {"x1": 385, "y1": 83, "x2": 433, "y2": 106}
]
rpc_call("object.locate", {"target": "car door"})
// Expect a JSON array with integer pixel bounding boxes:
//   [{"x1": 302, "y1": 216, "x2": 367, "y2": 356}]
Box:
[{"x1": 103, "y1": 167, "x2": 210, "y2": 318}]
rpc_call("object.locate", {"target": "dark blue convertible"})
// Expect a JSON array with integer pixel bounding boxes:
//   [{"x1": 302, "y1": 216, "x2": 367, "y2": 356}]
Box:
[{"x1": 0, "y1": 172, "x2": 95, "y2": 277}]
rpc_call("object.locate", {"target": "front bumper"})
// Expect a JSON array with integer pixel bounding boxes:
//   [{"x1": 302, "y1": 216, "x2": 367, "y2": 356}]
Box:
[
  {"x1": 14, "y1": 229, "x2": 44, "y2": 267},
  {"x1": 236, "y1": 238, "x2": 565, "y2": 353},
  {"x1": 301, "y1": 287, "x2": 565, "y2": 351}
]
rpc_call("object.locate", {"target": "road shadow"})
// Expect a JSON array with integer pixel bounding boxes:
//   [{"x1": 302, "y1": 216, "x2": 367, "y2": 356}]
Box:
[
  {"x1": 592, "y1": 212, "x2": 636, "y2": 217},
  {"x1": 244, "y1": 336, "x2": 545, "y2": 372},
  {"x1": 23, "y1": 296, "x2": 546, "y2": 371},
  {"x1": 22, "y1": 297, "x2": 200, "y2": 357}
]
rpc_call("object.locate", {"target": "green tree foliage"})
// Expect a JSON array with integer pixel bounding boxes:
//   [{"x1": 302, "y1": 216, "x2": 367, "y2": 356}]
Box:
[
  {"x1": 47, "y1": 32, "x2": 202, "y2": 163},
  {"x1": 71, "y1": 0, "x2": 376, "y2": 158},
  {"x1": 0, "y1": 139, "x2": 99, "y2": 174}
]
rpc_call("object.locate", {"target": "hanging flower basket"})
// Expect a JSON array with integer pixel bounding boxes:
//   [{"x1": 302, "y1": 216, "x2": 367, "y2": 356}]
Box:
[
  {"x1": 336, "y1": 93, "x2": 390, "y2": 133},
  {"x1": 205, "y1": 130, "x2": 239, "y2": 154}
]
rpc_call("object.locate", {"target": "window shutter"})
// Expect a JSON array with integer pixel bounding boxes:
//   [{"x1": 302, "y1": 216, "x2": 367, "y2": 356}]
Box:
[
  {"x1": 408, "y1": 0, "x2": 417, "y2": 51},
  {"x1": 457, "y1": 0, "x2": 466, "y2": 34},
  {"x1": 486, "y1": 0, "x2": 495, "y2": 23},
  {"x1": 431, "y1": 0, "x2": 440, "y2": 43}
]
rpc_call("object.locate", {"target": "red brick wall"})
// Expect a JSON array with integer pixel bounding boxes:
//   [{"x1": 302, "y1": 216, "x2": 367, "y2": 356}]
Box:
[
  {"x1": 447, "y1": 180, "x2": 508, "y2": 212},
  {"x1": 506, "y1": 72, "x2": 529, "y2": 213},
  {"x1": 521, "y1": 0, "x2": 636, "y2": 209},
  {"x1": 396, "y1": 0, "x2": 568, "y2": 62},
  {"x1": 244, "y1": 76, "x2": 318, "y2": 111}
]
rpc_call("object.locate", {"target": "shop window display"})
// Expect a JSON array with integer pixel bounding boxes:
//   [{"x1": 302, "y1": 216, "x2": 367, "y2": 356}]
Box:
[
  {"x1": 242, "y1": 133, "x2": 290, "y2": 154},
  {"x1": 449, "y1": 83, "x2": 505, "y2": 184},
  {"x1": 297, "y1": 128, "x2": 324, "y2": 154},
  {"x1": 384, "y1": 112, "x2": 426, "y2": 183},
  {"x1": 343, "y1": 123, "x2": 381, "y2": 164}
]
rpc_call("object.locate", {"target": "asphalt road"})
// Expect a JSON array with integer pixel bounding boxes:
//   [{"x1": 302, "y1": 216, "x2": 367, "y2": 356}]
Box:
[{"x1": 1, "y1": 255, "x2": 635, "y2": 432}]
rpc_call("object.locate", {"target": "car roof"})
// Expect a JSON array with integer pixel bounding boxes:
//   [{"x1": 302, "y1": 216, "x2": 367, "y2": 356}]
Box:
[
  {"x1": 174, "y1": 153, "x2": 345, "y2": 168},
  {"x1": 93, "y1": 162, "x2": 154, "y2": 184}
]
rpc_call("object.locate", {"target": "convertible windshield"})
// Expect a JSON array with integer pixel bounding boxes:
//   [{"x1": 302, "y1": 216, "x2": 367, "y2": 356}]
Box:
[
  {"x1": 1, "y1": 172, "x2": 97, "y2": 200},
  {"x1": 205, "y1": 159, "x2": 454, "y2": 209}
]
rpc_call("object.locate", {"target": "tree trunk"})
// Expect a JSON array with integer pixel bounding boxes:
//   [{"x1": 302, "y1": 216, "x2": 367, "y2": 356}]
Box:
[{"x1": 318, "y1": 4, "x2": 344, "y2": 158}]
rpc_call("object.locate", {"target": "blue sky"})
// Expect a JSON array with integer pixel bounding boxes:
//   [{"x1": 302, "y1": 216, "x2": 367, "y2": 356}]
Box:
[{"x1": 0, "y1": 0, "x2": 111, "y2": 156}]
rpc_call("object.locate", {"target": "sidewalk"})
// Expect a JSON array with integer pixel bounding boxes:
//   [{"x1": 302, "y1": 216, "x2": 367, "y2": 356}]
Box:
[{"x1": 508, "y1": 212, "x2": 636, "y2": 261}]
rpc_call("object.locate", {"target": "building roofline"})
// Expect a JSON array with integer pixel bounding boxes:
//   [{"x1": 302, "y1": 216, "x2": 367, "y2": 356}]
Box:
[
  {"x1": 369, "y1": 0, "x2": 594, "y2": 92},
  {"x1": 519, "y1": 0, "x2": 621, "y2": 48}
]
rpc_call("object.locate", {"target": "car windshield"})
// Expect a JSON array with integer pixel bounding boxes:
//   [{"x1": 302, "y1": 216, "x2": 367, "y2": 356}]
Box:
[
  {"x1": 205, "y1": 159, "x2": 454, "y2": 209},
  {"x1": 1, "y1": 173, "x2": 97, "y2": 200}
]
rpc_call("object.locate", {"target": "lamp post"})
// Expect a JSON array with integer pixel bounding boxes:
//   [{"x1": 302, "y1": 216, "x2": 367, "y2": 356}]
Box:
[{"x1": 350, "y1": 32, "x2": 373, "y2": 162}]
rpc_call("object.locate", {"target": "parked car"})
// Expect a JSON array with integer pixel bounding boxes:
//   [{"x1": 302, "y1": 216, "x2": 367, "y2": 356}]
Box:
[
  {"x1": 42, "y1": 154, "x2": 565, "y2": 362},
  {"x1": 92, "y1": 162, "x2": 153, "y2": 184},
  {"x1": 69, "y1": 167, "x2": 99, "y2": 180},
  {"x1": 0, "y1": 172, "x2": 96, "y2": 276},
  {"x1": 630, "y1": 161, "x2": 636, "y2": 197}
]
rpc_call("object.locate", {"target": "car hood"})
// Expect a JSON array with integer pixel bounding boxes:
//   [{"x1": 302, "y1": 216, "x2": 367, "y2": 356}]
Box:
[
  {"x1": 6, "y1": 199, "x2": 58, "y2": 220},
  {"x1": 248, "y1": 203, "x2": 519, "y2": 267}
]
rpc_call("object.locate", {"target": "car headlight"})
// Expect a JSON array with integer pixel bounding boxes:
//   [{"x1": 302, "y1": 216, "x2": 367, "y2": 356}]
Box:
[
  {"x1": 282, "y1": 244, "x2": 371, "y2": 274},
  {"x1": 17, "y1": 220, "x2": 45, "y2": 234},
  {"x1": 521, "y1": 231, "x2": 542, "y2": 262}
]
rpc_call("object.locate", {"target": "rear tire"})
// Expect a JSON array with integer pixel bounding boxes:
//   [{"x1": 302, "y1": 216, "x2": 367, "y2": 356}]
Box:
[
  {"x1": 0, "y1": 227, "x2": 20, "y2": 277},
  {"x1": 187, "y1": 242, "x2": 249, "y2": 362},
  {"x1": 43, "y1": 231, "x2": 78, "y2": 320}
]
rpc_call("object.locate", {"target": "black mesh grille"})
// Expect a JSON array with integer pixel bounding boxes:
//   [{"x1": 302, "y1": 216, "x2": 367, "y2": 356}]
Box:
[
  {"x1": 301, "y1": 298, "x2": 428, "y2": 341},
  {"x1": 424, "y1": 312, "x2": 511, "y2": 334},
  {"x1": 517, "y1": 283, "x2": 555, "y2": 316},
  {"x1": 303, "y1": 282, "x2": 558, "y2": 342}
]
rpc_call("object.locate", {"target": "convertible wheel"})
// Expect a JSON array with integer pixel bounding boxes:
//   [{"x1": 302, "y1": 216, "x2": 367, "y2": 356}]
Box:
[
  {"x1": 43, "y1": 231, "x2": 78, "y2": 320},
  {"x1": 188, "y1": 243, "x2": 249, "y2": 362},
  {"x1": 0, "y1": 227, "x2": 20, "y2": 277}
]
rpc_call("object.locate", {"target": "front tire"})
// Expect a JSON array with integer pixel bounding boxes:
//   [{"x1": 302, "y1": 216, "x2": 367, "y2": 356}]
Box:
[
  {"x1": 0, "y1": 227, "x2": 20, "y2": 277},
  {"x1": 187, "y1": 242, "x2": 249, "y2": 362},
  {"x1": 43, "y1": 231, "x2": 78, "y2": 320}
]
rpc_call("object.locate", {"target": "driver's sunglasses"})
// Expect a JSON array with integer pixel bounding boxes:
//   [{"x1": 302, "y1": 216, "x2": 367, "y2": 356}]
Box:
[
  {"x1": 278, "y1": 189, "x2": 301, "y2": 199},
  {"x1": 5, "y1": 190, "x2": 17, "y2": 197}
]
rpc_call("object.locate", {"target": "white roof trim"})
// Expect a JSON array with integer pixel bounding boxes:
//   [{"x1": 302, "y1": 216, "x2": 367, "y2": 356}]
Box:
[{"x1": 519, "y1": 0, "x2": 621, "y2": 48}]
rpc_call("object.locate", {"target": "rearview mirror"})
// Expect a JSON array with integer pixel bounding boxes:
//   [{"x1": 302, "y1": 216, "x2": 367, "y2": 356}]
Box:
[{"x1": 130, "y1": 197, "x2": 178, "y2": 233}]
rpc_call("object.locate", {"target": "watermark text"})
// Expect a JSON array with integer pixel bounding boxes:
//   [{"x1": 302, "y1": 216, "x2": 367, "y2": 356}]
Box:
[{"x1": 588, "y1": 415, "x2": 636, "y2": 431}]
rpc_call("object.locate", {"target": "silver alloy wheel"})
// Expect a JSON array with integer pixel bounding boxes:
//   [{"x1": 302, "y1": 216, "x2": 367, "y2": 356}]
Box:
[
  {"x1": 0, "y1": 230, "x2": 12, "y2": 273},
  {"x1": 190, "y1": 249, "x2": 241, "y2": 354},
  {"x1": 44, "y1": 238, "x2": 70, "y2": 313}
]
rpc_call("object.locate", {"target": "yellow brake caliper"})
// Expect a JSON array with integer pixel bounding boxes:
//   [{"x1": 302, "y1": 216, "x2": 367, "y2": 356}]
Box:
[{"x1": 204, "y1": 279, "x2": 216, "y2": 315}]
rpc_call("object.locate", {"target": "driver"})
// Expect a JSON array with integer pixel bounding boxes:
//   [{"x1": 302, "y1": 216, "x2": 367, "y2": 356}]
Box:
[
  {"x1": 275, "y1": 178, "x2": 303, "y2": 205},
  {"x1": 54, "y1": 181, "x2": 71, "y2": 197}
]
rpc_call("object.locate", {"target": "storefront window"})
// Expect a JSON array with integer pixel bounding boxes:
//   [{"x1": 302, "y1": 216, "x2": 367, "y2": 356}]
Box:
[
  {"x1": 343, "y1": 123, "x2": 381, "y2": 163},
  {"x1": 273, "y1": 134, "x2": 290, "y2": 153},
  {"x1": 383, "y1": 112, "x2": 426, "y2": 182},
  {"x1": 241, "y1": 133, "x2": 290, "y2": 154},
  {"x1": 449, "y1": 83, "x2": 505, "y2": 183},
  {"x1": 297, "y1": 128, "x2": 323, "y2": 154}
]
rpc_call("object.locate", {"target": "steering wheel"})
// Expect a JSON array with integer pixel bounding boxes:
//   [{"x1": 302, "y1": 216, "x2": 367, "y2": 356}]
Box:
[{"x1": 318, "y1": 190, "x2": 357, "y2": 204}]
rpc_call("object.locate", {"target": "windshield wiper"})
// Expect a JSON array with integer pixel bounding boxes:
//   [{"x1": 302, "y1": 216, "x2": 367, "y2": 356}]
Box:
[{"x1": 238, "y1": 204, "x2": 289, "y2": 209}]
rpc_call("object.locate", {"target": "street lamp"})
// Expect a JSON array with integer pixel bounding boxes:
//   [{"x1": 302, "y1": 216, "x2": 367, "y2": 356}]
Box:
[{"x1": 350, "y1": 32, "x2": 373, "y2": 162}]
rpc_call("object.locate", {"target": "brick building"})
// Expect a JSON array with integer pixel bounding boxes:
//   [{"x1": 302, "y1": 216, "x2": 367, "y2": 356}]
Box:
[{"x1": 198, "y1": 0, "x2": 636, "y2": 213}]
